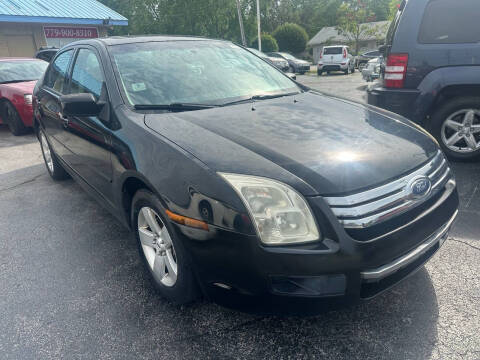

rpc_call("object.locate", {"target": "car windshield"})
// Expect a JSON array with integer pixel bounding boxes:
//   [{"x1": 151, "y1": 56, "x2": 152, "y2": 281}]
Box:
[
  {"x1": 323, "y1": 47, "x2": 343, "y2": 55},
  {"x1": 0, "y1": 60, "x2": 48, "y2": 83},
  {"x1": 247, "y1": 48, "x2": 266, "y2": 58},
  {"x1": 109, "y1": 41, "x2": 300, "y2": 106}
]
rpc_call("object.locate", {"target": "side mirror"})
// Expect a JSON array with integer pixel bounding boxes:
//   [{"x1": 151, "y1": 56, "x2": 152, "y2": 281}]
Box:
[
  {"x1": 287, "y1": 73, "x2": 297, "y2": 80},
  {"x1": 59, "y1": 93, "x2": 102, "y2": 117}
]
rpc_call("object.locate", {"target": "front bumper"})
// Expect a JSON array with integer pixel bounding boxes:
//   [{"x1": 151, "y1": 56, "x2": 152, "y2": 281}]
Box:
[
  {"x1": 179, "y1": 185, "x2": 459, "y2": 315},
  {"x1": 15, "y1": 103, "x2": 34, "y2": 127},
  {"x1": 294, "y1": 64, "x2": 310, "y2": 73}
]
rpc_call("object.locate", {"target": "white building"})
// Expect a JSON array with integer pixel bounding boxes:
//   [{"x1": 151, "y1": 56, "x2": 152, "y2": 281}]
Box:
[{"x1": 308, "y1": 21, "x2": 390, "y2": 64}]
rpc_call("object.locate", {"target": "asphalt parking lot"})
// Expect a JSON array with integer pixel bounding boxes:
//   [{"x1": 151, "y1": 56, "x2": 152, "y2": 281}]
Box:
[{"x1": 0, "y1": 73, "x2": 479, "y2": 359}]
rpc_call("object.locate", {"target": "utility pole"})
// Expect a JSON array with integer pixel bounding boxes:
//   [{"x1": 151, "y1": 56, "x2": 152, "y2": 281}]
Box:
[
  {"x1": 256, "y1": 0, "x2": 261, "y2": 51},
  {"x1": 236, "y1": 0, "x2": 246, "y2": 46}
]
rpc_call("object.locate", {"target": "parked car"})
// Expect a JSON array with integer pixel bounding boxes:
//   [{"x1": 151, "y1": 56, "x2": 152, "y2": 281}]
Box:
[
  {"x1": 267, "y1": 52, "x2": 310, "y2": 74},
  {"x1": 362, "y1": 58, "x2": 381, "y2": 82},
  {"x1": 35, "y1": 47, "x2": 59, "y2": 62},
  {"x1": 0, "y1": 58, "x2": 48, "y2": 135},
  {"x1": 317, "y1": 45, "x2": 355, "y2": 75},
  {"x1": 355, "y1": 50, "x2": 381, "y2": 70},
  {"x1": 368, "y1": 0, "x2": 480, "y2": 161},
  {"x1": 34, "y1": 36, "x2": 458, "y2": 315},
  {"x1": 247, "y1": 48, "x2": 289, "y2": 72}
]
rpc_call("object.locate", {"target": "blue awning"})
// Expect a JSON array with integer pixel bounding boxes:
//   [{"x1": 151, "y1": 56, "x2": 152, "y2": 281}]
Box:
[{"x1": 0, "y1": 0, "x2": 128, "y2": 26}]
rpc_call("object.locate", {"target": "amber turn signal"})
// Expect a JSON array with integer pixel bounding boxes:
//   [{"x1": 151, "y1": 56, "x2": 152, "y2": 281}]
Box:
[{"x1": 165, "y1": 210, "x2": 209, "y2": 231}]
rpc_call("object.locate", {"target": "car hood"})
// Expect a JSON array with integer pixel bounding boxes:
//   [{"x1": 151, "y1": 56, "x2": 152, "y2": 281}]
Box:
[
  {"x1": 2, "y1": 80, "x2": 37, "y2": 92},
  {"x1": 144, "y1": 92, "x2": 438, "y2": 195}
]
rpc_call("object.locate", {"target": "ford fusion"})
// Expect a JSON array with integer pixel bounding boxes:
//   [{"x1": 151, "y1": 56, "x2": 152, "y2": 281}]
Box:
[{"x1": 33, "y1": 36, "x2": 458, "y2": 315}]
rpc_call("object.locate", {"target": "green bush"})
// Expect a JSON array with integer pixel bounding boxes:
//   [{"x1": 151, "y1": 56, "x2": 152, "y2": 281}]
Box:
[
  {"x1": 251, "y1": 34, "x2": 279, "y2": 52},
  {"x1": 273, "y1": 23, "x2": 309, "y2": 54}
]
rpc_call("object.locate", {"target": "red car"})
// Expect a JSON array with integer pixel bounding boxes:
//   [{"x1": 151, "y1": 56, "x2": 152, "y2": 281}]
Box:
[{"x1": 0, "y1": 58, "x2": 48, "y2": 135}]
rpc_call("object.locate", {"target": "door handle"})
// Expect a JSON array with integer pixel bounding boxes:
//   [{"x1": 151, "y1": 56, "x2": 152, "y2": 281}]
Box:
[{"x1": 58, "y1": 112, "x2": 69, "y2": 127}]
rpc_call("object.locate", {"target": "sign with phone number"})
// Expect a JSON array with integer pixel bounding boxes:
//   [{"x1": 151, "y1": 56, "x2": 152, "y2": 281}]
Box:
[{"x1": 44, "y1": 27, "x2": 98, "y2": 39}]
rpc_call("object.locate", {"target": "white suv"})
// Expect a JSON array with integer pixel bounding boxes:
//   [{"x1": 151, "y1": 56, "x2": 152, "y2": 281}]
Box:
[{"x1": 317, "y1": 45, "x2": 355, "y2": 75}]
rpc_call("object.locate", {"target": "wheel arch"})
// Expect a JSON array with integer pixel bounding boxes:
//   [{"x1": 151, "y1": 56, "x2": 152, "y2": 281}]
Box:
[
  {"x1": 120, "y1": 173, "x2": 160, "y2": 229},
  {"x1": 416, "y1": 66, "x2": 480, "y2": 125}
]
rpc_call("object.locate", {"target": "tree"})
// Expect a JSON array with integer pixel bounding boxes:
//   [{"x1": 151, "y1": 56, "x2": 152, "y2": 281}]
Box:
[
  {"x1": 273, "y1": 23, "x2": 309, "y2": 54},
  {"x1": 251, "y1": 33, "x2": 278, "y2": 52},
  {"x1": 336, "y1": 0, "x2": 381, "y2": 54},
  {"x1": 388, "y1": 0, "x2": 402, "y2": 20}
]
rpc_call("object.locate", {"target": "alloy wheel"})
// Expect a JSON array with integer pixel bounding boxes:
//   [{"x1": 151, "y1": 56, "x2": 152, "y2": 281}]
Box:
[
  {"x1": 441, "y1": 109, "x2": 480, "y2": 153},
  {"x1": 137, "y1": 207, "x2": 178, "y2": 287},
  {"x1": 40, "y1": 131, "x2": 54, "y2": 173}
]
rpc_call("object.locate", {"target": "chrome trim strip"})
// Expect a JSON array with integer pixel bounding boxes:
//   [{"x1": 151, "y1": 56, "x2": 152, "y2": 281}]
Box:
[
  {"x1": 324, "y1": 151, "x2": 442, "y2": 207},
  {"x1": 359, "y1": 179, "x2": 456, "y2": 242},
  {"x1": 428, "y1": 158, "x2": 447, "y2": 181},
  {"x1": 340, "y1": 178, "x2": 456, "y2": 231},
  {"x1": 432, "y1": 167, "x2": 450, "y2": 189},
  {"x1": 360, "y1": 209, "x2": 458, "y2": 281},
  {"x1": 332, "y1": 169, "x2": 449, "y2": 219}
]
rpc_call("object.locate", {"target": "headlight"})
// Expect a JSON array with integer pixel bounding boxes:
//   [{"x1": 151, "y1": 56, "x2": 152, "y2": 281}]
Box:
[
  {"x1": 24, "y1": 94, "x2": 33, "y2": 105},
  {"x1": 219, "y1": 173, "x2": 320, "y2": 245}
]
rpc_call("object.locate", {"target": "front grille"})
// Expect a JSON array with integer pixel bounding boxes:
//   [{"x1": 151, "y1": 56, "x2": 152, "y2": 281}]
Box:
[{"x1": 324, "y1": 151, "x2": 456, "y2": 241}]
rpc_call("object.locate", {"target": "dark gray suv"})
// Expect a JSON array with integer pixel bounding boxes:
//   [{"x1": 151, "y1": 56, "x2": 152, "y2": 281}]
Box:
[{"x1": 368, "y1": 0, "x2": 480, "y2": 161}]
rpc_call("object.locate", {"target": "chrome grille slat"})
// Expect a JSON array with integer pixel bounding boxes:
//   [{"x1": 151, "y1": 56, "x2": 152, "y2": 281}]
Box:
[
  {"x1": 324, "y1": 151, "x2": 455, "y2": 234},
  {"x1": 428, "y1": 158, "x2": 447, "y2": 181},
  {"x1": 325, "y1": 151, "x2": 443, "y2": 207}
]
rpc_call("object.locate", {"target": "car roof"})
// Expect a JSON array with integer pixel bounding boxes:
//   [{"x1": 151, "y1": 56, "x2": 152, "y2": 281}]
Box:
[
  {"x1": 70, "y1": 35, "x2": 223, "y2": 47},
  {"x1": 323, "y1": 45, "x2": 347, "y2": 48}
]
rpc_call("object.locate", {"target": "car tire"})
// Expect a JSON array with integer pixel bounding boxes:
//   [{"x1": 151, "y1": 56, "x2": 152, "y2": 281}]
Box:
[
  {"x1": 4, "y1": 102, "x2": 27, "y2": 136},
  {"x1": 38, "y1": 128, "x2": 70, "y2": 180},
  {"x1": 429, "y1": 96, "x2": 480, "y2": 161},
  {"x1": 131, "y1": 189, "x2": 200, "y2": 305}
]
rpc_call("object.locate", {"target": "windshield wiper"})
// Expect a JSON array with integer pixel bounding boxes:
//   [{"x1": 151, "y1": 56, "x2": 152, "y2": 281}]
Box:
[
  {"x1": 222, "y1": 92, "x2": 300, "y2": 106},
  {"x1": 134, "y1": 103, "x2": 219, "y2": 111}
]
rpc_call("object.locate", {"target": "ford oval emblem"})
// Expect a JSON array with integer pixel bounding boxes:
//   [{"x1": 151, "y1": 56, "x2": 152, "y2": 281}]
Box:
[{"x1": 409, "y1": 176, "x2": 432, "y2": 199}]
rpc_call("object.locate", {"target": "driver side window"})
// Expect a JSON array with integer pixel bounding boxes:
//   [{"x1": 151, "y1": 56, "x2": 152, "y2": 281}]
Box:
[{"x1": 70, "y1": 49, "x2": 105, "y2": 100}]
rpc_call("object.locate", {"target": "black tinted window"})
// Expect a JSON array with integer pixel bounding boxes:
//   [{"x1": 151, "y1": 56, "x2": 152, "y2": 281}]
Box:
[
  {"x1": 323, "y1": 47, "x2": 342, "y2": 55},
  {"x1": 44, "y1": 50, "x2": 73, "y2": 94},
  {"x1": 419, "y1": 0, "x2": 480, "y2": 44},
  {"x1": 70, "y1": 49, "x2": 104, "y2": 99}
]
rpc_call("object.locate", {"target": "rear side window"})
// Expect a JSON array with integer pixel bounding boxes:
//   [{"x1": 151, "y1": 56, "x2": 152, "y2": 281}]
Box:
[
  {"x1": 44, "y1": 50, "x2": 73, "y2": 94},
  {"x1": 323, "y1": 47, "x2": 343, "y2": 55},
  {"x1": 419, "y1": 0, "x2": 480, "y2": 44}
]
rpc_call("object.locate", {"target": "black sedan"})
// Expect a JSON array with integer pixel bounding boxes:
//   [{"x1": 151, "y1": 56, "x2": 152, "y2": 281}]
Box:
[
  {"x1": 267, "y1": 52, "x2": 310, "y2": 74},
  {"x1": 34, "y1": 36, "x2": 458, "y2": 315},
  {"x1": 247, "y1": 47, "x2": 290, "y2": 72}
]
